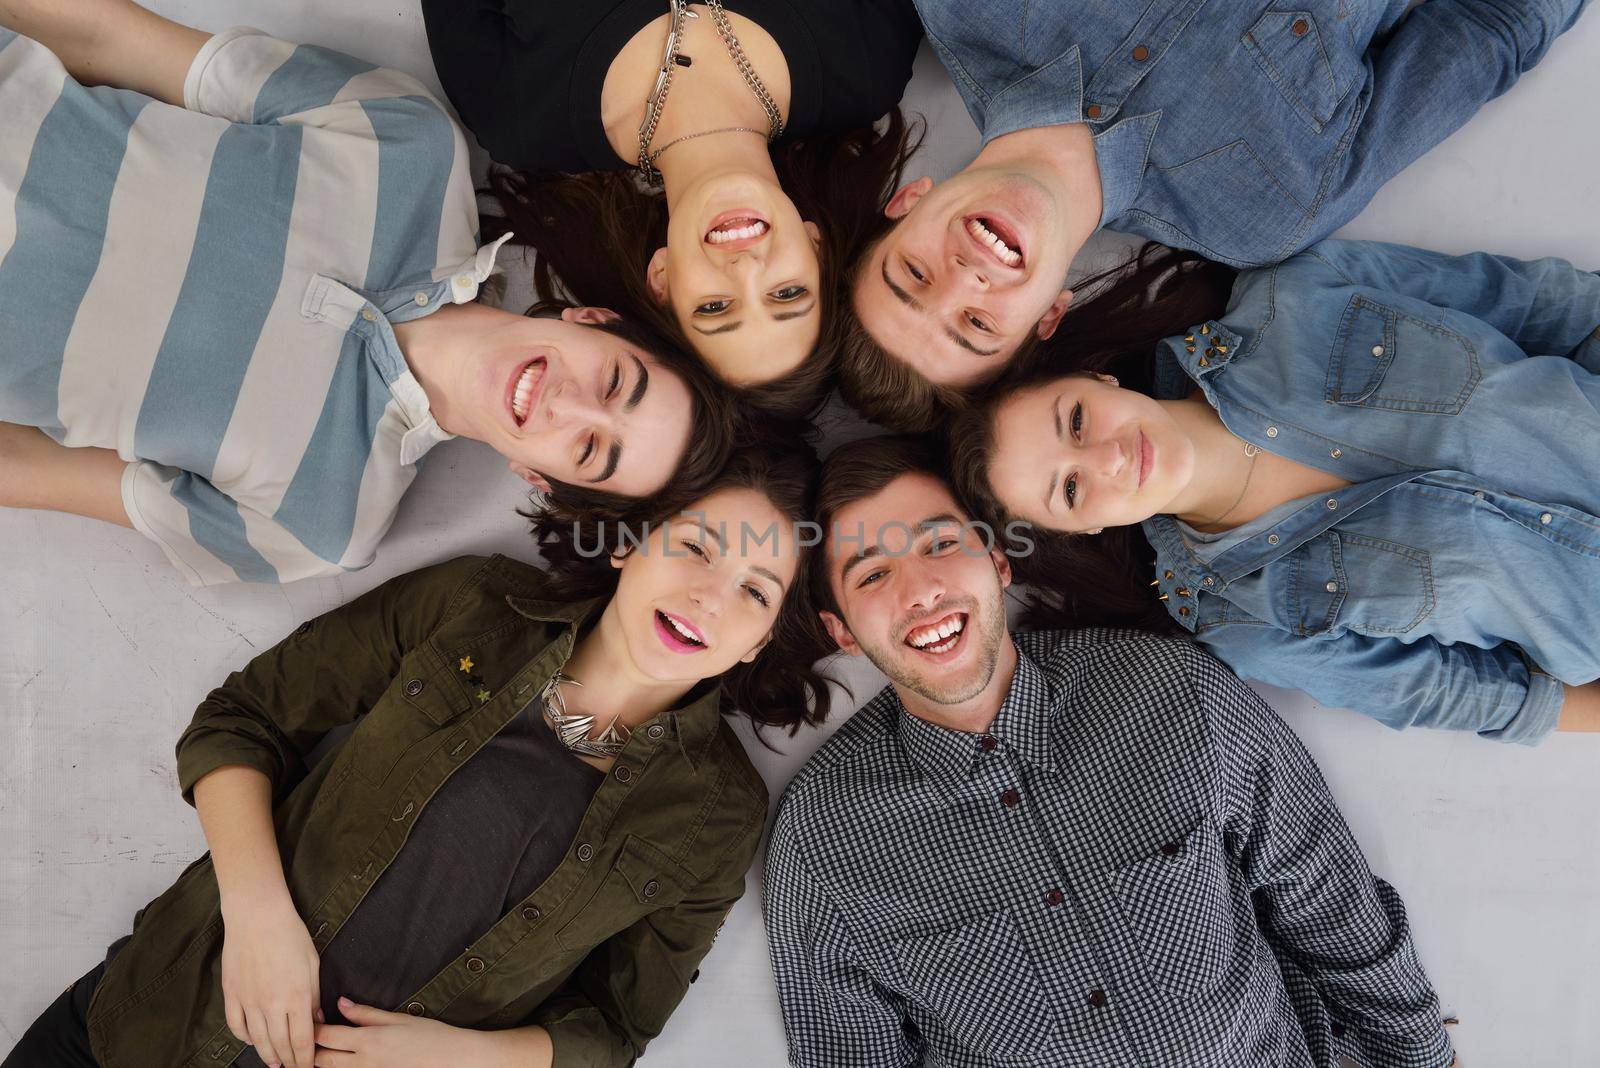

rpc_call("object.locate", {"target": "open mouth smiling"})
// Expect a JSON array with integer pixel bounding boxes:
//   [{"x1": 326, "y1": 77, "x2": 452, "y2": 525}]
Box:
[
  {"x1": 965, "y1": 216, "x2": 1023, "y2": 269},
  {"x1": 903, "y1": 610, "x2": 968, "y2": 657},
  {"x1": 508, "y1": 357, "x2": 547, "y2": 427},
  {"x1": 655, "y1": 609, "x2": 708, "y2": 654},
  {"x1": 704, "y1": 210, "x2": 770, "y2": 252}
]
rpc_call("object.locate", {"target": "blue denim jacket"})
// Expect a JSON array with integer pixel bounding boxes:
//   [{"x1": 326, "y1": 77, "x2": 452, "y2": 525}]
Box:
[
  {"x1": 909, "y1": 0, "x2": 1587, "y2": 266},
  {"x1": 1141, "y1": 240, "x2": 1600, "y2": 744}
]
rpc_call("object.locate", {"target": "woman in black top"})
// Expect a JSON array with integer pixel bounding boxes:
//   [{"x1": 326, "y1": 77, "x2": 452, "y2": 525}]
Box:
[{"x1": 424, "y1": 0, "x2": 924, "y2": 416}]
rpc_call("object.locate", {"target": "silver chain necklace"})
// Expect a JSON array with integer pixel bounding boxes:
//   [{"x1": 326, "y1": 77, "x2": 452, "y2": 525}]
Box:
[
  {"x1": 1196, "y1": 440, "x2": 1262, "y2": 529},
  {"x1": 539, "y1": 671, "x2": 632, "y2": 759},
  {"x1": 636, "y1": 0, "x2": 785, "y2": 184}
]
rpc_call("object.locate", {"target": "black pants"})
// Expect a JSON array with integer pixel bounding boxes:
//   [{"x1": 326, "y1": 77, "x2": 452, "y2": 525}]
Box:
[{"x1": 2, "y1": 962, "x2": 105, "y2": 1068}]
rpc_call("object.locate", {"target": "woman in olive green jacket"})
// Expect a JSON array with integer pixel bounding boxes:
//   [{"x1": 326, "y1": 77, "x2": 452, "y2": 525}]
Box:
[{"x1": 5, "y1": 444, "x2": 831, "y2": 1068}]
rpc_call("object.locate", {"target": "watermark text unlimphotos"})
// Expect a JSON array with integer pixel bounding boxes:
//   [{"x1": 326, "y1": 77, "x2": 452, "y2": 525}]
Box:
[{"x1": 572, "y1": 513, "x2": 1038, "y2": 559}]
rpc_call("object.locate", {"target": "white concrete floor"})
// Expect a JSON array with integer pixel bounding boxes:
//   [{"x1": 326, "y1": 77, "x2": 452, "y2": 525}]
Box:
[{"x1": 3, "y1": 3, "x2": 1598, "y2": 1065}]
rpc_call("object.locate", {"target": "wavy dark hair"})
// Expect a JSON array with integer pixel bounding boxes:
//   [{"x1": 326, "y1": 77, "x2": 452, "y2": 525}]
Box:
[
  {"x1": 531, "y1": 438, "x2": 835, "y2": 734},
  {"x1": 504, "y1": 299, "x2": 736, "y2": 522},
  {"x1": 946, "y1": 243, "x2": 1237, "y2": 635},
  {"x1": 482, "y1": 110, "x2": 923, "y2": 424}
]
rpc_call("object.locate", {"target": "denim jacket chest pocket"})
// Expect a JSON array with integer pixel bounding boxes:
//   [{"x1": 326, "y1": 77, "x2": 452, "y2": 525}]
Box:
[
  {"x1": 1241, "y1": 7, "x2": 1362, "y2": 134},
  {"x1": 893, "y1": 910, "x2": 1062, "y2": 1063},
  {"x1": 1327, "y1": 293, "x2": 1483, "y2": 413},
  {"x1": 1284, "y1": 529, "x2": 1435, "y2": 636},
  {"x1": 1110, "y1": 818, "x2": 1239, "y2": 1000}
]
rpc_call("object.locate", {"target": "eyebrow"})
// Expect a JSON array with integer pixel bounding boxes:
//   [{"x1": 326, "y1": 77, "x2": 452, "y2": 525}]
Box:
[
  {"x1": 879, "y1": 259, "x2": 1001, "y2": 357},
  {"x1": 771, "y1": 300, "x2": 817, "y2": 322},
  {"x1": 691, "y1": 320, "x2": 742, "y2": 336},
  {"x1": 751, "y1": 565, "x2": 785, "y2": 589},
  {"x1": 1046, "y1": 399, "x2": 1063, "y2": 505},
  {"x1": 625, "y1": 354, "x2": 648, "y2": 410},
  {"x1": 837, "y1": 512, "x2": 964, "y2": 583}
]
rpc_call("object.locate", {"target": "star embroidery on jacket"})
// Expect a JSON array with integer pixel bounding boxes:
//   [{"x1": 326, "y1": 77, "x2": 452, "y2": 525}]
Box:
[
  {"x1": 477, "y1": 688, "x2": 492, "y2": 704},
  {"x1": 459, "y1": 656, "x2": 474, "y2": 673}
]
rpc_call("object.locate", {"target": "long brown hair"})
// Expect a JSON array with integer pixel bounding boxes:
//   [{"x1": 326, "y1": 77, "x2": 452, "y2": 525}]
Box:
[
  {"x1": 482, "y1": 110, "x2": 923, "y2": 423},
  {"x1": 532, "y1": 438, "x2": 835, "y2": 734},
  {"x1": 946, "y1": 243, "x2": 1237, "y2": 634}
]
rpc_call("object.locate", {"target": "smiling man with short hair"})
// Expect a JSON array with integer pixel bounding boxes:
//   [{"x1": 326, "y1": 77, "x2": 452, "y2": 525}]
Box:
[{"x1": 764, "y1": 435, "x2": 1456, "y2": 1068}]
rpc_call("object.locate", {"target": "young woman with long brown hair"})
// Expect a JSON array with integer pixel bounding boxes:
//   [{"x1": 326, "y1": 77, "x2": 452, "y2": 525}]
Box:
[
  {"x1": 951, "y1": 238, "x2": 1600, "y2": 748},
  {"x1": 423, "y1": 1, "x2": 924, "y2": 417}
]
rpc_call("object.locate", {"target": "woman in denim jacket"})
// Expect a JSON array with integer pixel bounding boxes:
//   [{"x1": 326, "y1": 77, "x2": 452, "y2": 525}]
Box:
[{"x1": 950, "y1": 239, "x2": 1600, "y2": 745}]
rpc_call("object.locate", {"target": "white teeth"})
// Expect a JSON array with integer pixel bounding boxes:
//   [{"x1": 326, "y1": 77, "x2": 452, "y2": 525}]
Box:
[
  {"x1": 665, "y1": 613, "x2": 702, "y2": 644},
  {"x1": 706, "y1": 220, "x2": 769, "y2": 244},
  {"x1": 967, "y1": 219, "x2": 1022, "y2": 267},
  {"x1": 511, "y1": 364, "x2": 538, "y2": 421},
  {"x1": 908, "y1": 615, "x2": 965, "y2": 649}
]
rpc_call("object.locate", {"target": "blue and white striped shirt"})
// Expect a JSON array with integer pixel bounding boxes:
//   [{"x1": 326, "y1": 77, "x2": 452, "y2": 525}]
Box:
[{"x1": 0, "y1": 27, "x2": 507, "y2": 585}]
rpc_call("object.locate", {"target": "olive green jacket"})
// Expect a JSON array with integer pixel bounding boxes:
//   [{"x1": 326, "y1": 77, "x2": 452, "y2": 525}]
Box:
[{"x1": 84, "y1": 554, "x2": 768, "y2": 1068}]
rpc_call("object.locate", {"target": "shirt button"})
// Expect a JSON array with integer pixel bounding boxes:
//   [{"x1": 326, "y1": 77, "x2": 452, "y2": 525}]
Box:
[
  {"x1": 465, "y1": 956, "x2": 485, "y2": 973},
  {"x1": 1325, "y1": 581, "x2": 1338, "y2": 593},
  {"x1": 1131, "y1": 44, "x2": 1150, "y2": 61},
  {"x1": 577, "y1": 843, "x2": 594, "y2": 862},
  {"x1": 1159, "y1": 842, "x2": 1180, "y2": 857},
  {"x1": 1202, "y1": 576, "x2": 1215, "y2": 586},
  {"x1": 1267, "y1": 533, "x2": 1281, "y2": 545},
  {"x1": 1292, "y1": 18, "x2": 1310, "y2": 35},
  {"x1": 643, "y1": 879, "x2": 660, "y2": 899},
  {"x1": 405, "y1": 1002, "x2": 425, "y2": 1016},
  {"x1": 1085, "y1": 104, "x2": 1103, "y2": 119},
  {"x1": 1474, "y1": 490, "x2": 1486, "y2": 500},
  {"x1": 614, "y1": 765, "x2": 633, "y2": 783},
  {"x1": 1326, "y1": 498, "x2": 1339, "y2": 510},
  {"x1": 521, "y1": 905, "x2": 542, "y2": 922},
  {"x1": 1540, "y1": 512, "x2": 1553, "y2": 525},
  {"x1": 360, "y1": 308, "x2": 377, "y2": 322},
  {"x1": 404, "y1": 678, "x2": 424, "y2": 696},
  {"x1": 455, "y1": 274, "x2": 473, "y2": 287},
  {"x1": 646, "y1": 723, "x2": 666, "y2": 740},
  {"x1": 1329, "y1": 448, "x2": 1342, "y2": 459},
  {"x1": 1044, "y1": 888, "x2": 1064, "y2": 907},
  {"x1": 1087, "y1": 989, "x2": 1109, "y2": 1009},
  {"x1": 1331, "y1": 1022, "x2": 1347, "y2": 1038},
  {"x1": 979, "y1": 736, "x2": 998, "y2": 752},
  {"x1": 1371, "y1": 344, "x2": 1385, "y2": 357},
  {"x1": 413, "y1": 291, "x2": 430, "y2": 306},
  {"x1": 1000, "y1": 788, "x2": 1021, "y2": 809},
  {"x1": 1265, "y1": 426, "x2": 1279, "y2": 438}
]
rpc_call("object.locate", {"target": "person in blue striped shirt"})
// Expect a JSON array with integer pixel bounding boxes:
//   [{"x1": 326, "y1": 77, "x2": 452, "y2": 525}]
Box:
[{"x1": 0, "y1": 0, "x2": 728, "y2": 586}]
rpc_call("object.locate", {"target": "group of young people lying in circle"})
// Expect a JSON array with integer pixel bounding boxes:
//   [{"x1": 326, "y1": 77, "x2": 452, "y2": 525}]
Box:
[{"x1": 2, "y1": 0, "x2": 1593, "y2": 1066}]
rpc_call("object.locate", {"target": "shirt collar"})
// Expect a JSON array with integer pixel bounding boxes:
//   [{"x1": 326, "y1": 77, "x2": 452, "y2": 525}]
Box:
[
  {"x1": 895, "y1": 645, "x2": 1059, "y2": 784},
  {"x1": 504, "y1": 592, "x2": 725, "y2": 768}
]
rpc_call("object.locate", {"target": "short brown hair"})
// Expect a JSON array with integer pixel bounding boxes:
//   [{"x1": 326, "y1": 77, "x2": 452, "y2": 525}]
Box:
[
  {"x1": 811, "y1": 434, "x2": 953, "y2": 615},
  {"x1": 833, "y1": 234, "x2": 1041, "y2": 431}
]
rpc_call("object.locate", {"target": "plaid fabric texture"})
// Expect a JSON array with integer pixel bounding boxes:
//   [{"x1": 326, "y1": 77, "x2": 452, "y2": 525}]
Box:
[{"x1": 764, "y1": 629, "x2": 1453, "y2": 1068}]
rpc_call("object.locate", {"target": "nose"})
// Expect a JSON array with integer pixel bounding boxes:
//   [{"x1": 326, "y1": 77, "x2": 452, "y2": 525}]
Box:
[
  {"x1": 1083, "y1": 439, "x2": 1127, "y2": 479},
  {"x1": 949, "y1": 252, "x2": 990, "y2": 291},
  {"x1": 543, "y1": 378, "x2": 605, "y2": 429},
  {"x1": 688, "y1": 581, "x2": 724, "y2": 619},
  {"x1": 900, "y1": 555, "x2": 946, "y2": 614}
]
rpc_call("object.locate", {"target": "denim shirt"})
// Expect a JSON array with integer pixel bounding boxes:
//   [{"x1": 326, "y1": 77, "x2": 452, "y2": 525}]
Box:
[
  {"x1": 1141, "y1": 240, "x2": 1600, "y2": 745},
  {"x1": 908, "y1": 0, "x2": 1587, "y2": 266}
]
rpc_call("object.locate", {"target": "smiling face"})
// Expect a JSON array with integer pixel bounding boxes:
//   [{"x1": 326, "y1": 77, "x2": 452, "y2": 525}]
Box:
[
  {"x1": 850, "y1": 173, "x2": 1077, "y2": 389},
  {"x1": 442, "y1": 309, "x2": 695, "y2": 497},
  {"x1": 608, "y1": 486, "x2": 800, "y2": 685},
  {"x1": 987, "y1": 375, "x2": 1196, "y2": 534},
  {"x1": 822, "y1": 473, "x2": 1012, "y2": 706},
  {"x1": 650, "y1": 172, "x2": 822, "y2": 387}
]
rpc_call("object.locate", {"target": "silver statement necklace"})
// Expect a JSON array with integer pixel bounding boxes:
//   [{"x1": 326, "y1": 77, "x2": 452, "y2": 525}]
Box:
[
  {"x1": 636, "y1": 0, "x2": 786, "y2": 183},
  {"x1": 540, "y1": 671, "x2": 632, "y2": 759}
]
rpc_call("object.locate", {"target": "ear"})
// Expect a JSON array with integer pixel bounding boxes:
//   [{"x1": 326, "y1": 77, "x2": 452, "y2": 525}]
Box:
[
  {"x1": 883, "y1": 176, "x2": 934, "y2": 220},
  {"x1": 1090, "y1": 371, "x2": 1119, "y2": 387},
  {"x1": 803, "y1": 219, "x2": 821, "y2": 247},
  {"x1": 819, "y1": 610, "x2": 863, "y2": 657},
  {"x1": 739, "y1": 633, "x2": 773, "y2": 665},
  {"x1": 1034, "y1": 289, "x2": 1075, "y2": 341},
  {"x1": 509, "y1": 460, "x2": 551, "y2": 493},
  {"x1": 990, "y1": 547, "x2": 1014, "y2": 591},
  {"x1": 646, "y1": 247, "x2": 670, "y2": 304},
  {"x1": 561, "y1": 305, "x2": 621, "y2": 325},
  {"x1": 1084, "y1": 528, "x2": 1104, "y2": 536}
]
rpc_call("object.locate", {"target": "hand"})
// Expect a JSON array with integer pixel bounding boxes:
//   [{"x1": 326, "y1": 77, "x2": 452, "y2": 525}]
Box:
[
  {"x1": 313, "y1": 999, "x2": 509, "y2": 1068},
  {"x1": 220, "y1": 892, "x2": 322, "y2": 1068}
]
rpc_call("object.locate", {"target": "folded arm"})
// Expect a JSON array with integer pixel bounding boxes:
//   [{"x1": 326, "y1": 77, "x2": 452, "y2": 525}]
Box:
[
  {"x1": 0, "y1": 421, "x2": 130, "y2": 527},
  {"x1": 0, "y1": 0, "x2": 207, "y2": 105}
]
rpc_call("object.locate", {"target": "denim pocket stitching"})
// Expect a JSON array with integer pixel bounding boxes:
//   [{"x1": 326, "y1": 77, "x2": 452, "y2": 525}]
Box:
[
  {"x1": 1241, "y1": 12, "x2": 1340, "y2": 135},
  {"x1": 1327, "y1": 296, "x2": 1482, "y2": 414},
  {"x1": 1326, "y1": 531, "x2": 1435, "y2": 634}
]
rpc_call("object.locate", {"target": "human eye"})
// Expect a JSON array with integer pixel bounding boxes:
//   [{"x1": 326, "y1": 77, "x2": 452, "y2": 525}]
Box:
[
  {"x1": 680, "y1": 539, "x2": 710, "y2": 560},
  {"x1": 928, "y1": 534, "x2": 960, "y2": 554},
  {"x1": 770, "y1": 285, "x2": 807, "y2": 302},
  {"x1": 694, "y1": 299, "x2": 733, "y2": 316},
  {"x1": 742, "y1": 583, "x2": 772, "y2": 608},
  {"x1": 856, "y1": 568, "x2": 886, "y2": 589},
  {"x1": 606, "y1": 362, "x2": 621, "y2": 400},
  {"x1": 903, "y1": 259, "x2": 928, "y2": 284},
  {"x1": 1071, "y1": 401, "x2": 1083, "y2": 439},
  {"x1": 1064, "y1": 474, "x2": 1078, "y2": 510},
  {"x1": 965, "y1": 313, "x2": 994, "y2": 334}
]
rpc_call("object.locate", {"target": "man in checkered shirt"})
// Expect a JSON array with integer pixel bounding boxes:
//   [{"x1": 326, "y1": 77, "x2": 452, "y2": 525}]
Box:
[{"x1": 763, "y1": 436, "x2": 1456, "y2": 1068}]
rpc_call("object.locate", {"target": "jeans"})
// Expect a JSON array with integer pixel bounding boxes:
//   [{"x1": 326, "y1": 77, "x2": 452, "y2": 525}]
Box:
[{"x1": 3, "y1": 961, "x2": 105, "y2": 1068}]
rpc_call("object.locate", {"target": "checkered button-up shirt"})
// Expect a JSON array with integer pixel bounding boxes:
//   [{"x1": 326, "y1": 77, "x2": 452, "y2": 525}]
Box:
[{"x1": 764, "y1": 630, "x2": 1453, "y2": 1068}]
